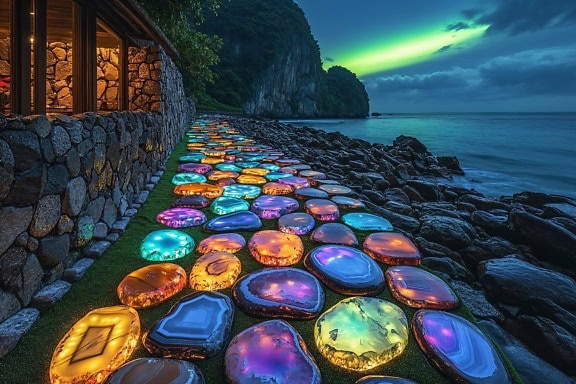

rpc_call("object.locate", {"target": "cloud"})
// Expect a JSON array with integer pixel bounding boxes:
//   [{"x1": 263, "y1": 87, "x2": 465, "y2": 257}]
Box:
[
  {"x1": 324, "y1": 56, "x2": 335, "y2": 62},
  {"x1": 434, "y1": 45, "x2": 453, "y2": 54}
]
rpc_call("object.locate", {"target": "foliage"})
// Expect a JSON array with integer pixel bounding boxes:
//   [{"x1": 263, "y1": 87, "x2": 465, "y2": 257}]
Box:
[{"x1": 320, "y1": 66, "x2": 370, "y2": 117}]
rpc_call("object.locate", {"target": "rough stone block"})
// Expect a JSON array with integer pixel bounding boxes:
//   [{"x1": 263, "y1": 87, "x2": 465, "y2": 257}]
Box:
[
  {"x1": 85, "y1": 240, "x2": 111, "y2": 258},
  {"x1": 30, "y1": 280, "x2": 72, "y2": 312},
  {"x1": 111, "y1": 218, "x2": 130, "y2": 234},
  {"x1": 0, "y1": 308, "x2": 40, "y2": 358},
  {"x1": 62, "y1": 258, "x2": 94, "y2": 282}
]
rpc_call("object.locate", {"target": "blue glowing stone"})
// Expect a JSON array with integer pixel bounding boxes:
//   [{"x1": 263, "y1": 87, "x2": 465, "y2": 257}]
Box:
[
  {"x1": 222, "y1": 184, "x2": 261, "y2": 199},
  {"x1": 172, "y1": 173, "x2": 207, "y2": 185},
  {"x1": 203, "y1": 211, "x2": 263, "y2": 233},
  {"x1": 264, "y1": 172, "x2": 293, "y2": 182},
  {"x1": 141, "y1": 230, "x2": 195, "y2": 261},
  {"x1": 278, "y1": 213, "x2": 316, "y2": 235},
  {"x1": 251, "y1": 195, "x2": 299, "y2": 219},
  {"x1": 342, "y1": 213, "x2": 393, "y2": 231},
  {"x1": 216, "y1": 163, "x2": 243, "y2": 172},
  {"x1": 210, "y1": 196, "x2": 251, "y2": 215}
]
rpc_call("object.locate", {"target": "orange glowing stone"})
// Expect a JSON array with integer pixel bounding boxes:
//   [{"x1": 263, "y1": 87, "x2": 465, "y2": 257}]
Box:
[
  {"x1": 201, "y1": 157, "x2": 225, "y2": 165},
  {"x1": 196, "y1": 233, "x2": 246, "y2": 254},
  {"x1": 262, "y1": 182, "x2": 294, "y2": 195},
  {"x1": 208, "y1": 170, "x2": 240, "y2": 181},
  {"x1": 241, "y1": 168, "x2": 270, "y2": 176},
  {"x1": 305, "y1": 199, "x2": 340, "y2": 221},
  {"x1": 173, "y1": 183, "x2": 223, "y2": 199},
  {"x1": 117, "y1": 263, "x2": 187, "y2": 308},
  {"x1": 190, "y1": 251, "x2": 242, "y2": 291},
  {"x1": 363, "y1": 232, "x2": 421, "y2": 265},
  {"x1": 237, "y1": 174, "x2": 267, "y2": 185},
  {"x1": 202, "y1": 150, "x2": 226, "y2": 157},
  {"x1": 50, "y1": 306, "x2": 140, "y2": 384},
  {"x1": 248, "y1": 230, "x2": 304, "y2": 266}
]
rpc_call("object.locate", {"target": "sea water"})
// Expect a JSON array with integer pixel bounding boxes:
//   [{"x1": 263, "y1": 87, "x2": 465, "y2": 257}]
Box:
[{"x1": 283, "y1": 113, "x2": 576, "y2": 199}]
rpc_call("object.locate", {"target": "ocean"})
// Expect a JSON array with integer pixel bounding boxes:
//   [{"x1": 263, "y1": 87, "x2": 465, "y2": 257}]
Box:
[{"x1": 283, "y1": 113, "x2": 576, "y2": 199}]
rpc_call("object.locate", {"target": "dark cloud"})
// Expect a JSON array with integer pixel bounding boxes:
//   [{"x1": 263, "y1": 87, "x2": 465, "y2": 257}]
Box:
[
  {"x1": 446, "y1": 21, "x2": 471, "y2": 32},
  {"x1": 435, "y1": 45, "x2": 453, "y2": 54},
  {"x1": 324, "y1": 56, "x2": 335, "y2": 62}
]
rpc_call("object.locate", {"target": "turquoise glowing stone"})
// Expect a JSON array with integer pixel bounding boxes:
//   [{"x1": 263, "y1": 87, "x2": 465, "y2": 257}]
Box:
[
  {"x1": 216, "y1": 163, "x2": 242, "y2": 172},
  {"x1": 234, "y1": 161, "x2": 260, "y2": 169},
  {"x1": 264, "y1": 172, "x2": 293, "y2": 182},
  {"x1": 141, "y1": 230, "x2": 195, "y2": 261},
  {"x1": 223, "y1": 185, "x2": 261, "y2": 199},
  {"x1": 211, "y1": 196, "x2": 250, "y2": 215},
  {"x1": 172, "y1": 173, "x2": 207, "y2": 185},
  {"x1": 179, "y1": 153, "x2": 206, "y2": 163},
  {"x1": 342, "y1": 213, "x2": 393, "y2": 231}
]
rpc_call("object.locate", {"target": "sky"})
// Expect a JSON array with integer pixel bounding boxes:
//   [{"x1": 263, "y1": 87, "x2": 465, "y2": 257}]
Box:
[{"x1": 294, "y1": 0, "x2": 576, "y2": 113}]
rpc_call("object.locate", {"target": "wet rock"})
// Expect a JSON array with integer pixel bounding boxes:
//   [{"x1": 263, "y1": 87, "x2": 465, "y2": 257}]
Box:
[
  {"x1": 419, "y1": 215, "x2": 477, "y2": 250},
  {"x1": 458, "y1": 194, "x2": 509, "y2": 211},
  {"x1": 405, "y1": 180, "x2": 442, "y2": 201},
  {"x1": 470, "y1": 210, "x2": 510, "y2": 236},
  {"x1": 525, "y1": 298, "x2": 576, "y2": 336},
  {"x1": 473, "y1": 237, "x2": 519, "y2": 258},
  {"x1": 364, "y1": 202, "x2": 420, "y2": 233},
  {"x1": 512, "y1": 191, "x2": 575, "y2": 209},
  {"x1": 0, "y1": 206, "x2": 34, "y2": 256},
  {"x1": 437, "y1": 156, "x2": 464, "y2": 175},
  {"x1": 460, "y1": 245, "x2": 495, "y2": 274},
  {"x1": 415, "y1": 236, "x2": 462, "y2": 261},
  {"x1": 449, "y1": 281, "x2": 504, "y2": 322},
  {"x1": 542, "y1": 203, "x2": 576, "y2": 221},
  {"x1": 383, "y1": 200, "x2": 413, "y2": 215},
  {"x1": 383, "y1": 188, "x2": 411, "y2": 205},
  {"x1": 421, "y1": 257, "x2": 473, "y2": 282}
]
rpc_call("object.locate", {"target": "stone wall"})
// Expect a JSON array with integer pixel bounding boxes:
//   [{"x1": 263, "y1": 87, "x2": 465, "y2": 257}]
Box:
[
  {"x1": 46, "y1": 42, "x2": 73, "y2": 111},
  {"x1": 96, "y1": 48, "x2": 120, "y2": 111},
  {"x1": 0, "y1": 38, "x2": 9, "y2": 114}
]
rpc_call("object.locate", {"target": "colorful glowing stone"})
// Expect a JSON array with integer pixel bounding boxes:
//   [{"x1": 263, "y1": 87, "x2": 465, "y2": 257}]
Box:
[
  {"x1": 216, "y1": 163, "x2": 242, "y2": 172},
  {"x1": 141, "y1": 230, "x2": 194, "y2": 261},
  {"x1": 143, "y1": 292, "x2": 234, "y2": 360},
  {"x1": 117, "y1": 263, "x2": 187, "y2": 308},
  {"x1": 248, "y1": 230, "x2": 304, "y2": 266},
  {"x1": 294, "y1": 187, "x2": 329, "y2": 200},
  {"x1": 250, "y1": 195, "x2": 299, "y2": 219},
  {"x1": 318, "y1": 184, "x2": 353, "y2": 196},
  {"x1": 203, "y1": 211, "x2": 263, "y2": 233},
  {"x1": 207, "y1": 170, "x2": 240, "y2": 181},
  {"x1": 172, "y1": 195, "x2": 210, "y2": 209},
  {"x1": 310, "y1": 179, "x2": 341, "y2": 188},
  {"x1": 210, "y1": 196, "x2": 250, "y2": 215},
  {"x1": 232, "y1": 267, "x2": 325, "y2": 319},
  {"x1": 299, "y1": 170, "x2": 326, "y2": 180},
  {"x1": 304, "y1": 245, "x2": 385, "y2": 295},
  {"x1": 107, "y1": 358, "x2": 205, "y2": 384},
  {"x1": 355, "y1": 376, "x2": 417, "y2": 384},
  {"x1": 234, "y1": 161, "x2": 260, "y2": 169},
  {"x1": 241, "y1": 167, "x2": 269, "y2": 176},
  {"x1": 314, "y1": 297, "x2": 408, "y2": 371},
  {"x1": 310, "y1": 223, "x2": 358, "y2": 246},
  {"x1": 173, "y1": 183, "x2": 223, "y2": 199},
  {"x1": 290, "y1": 164, "x2": 312, "y2": 171},
  {"x1": 342, "y1": 213, "x2": 393, "y2": 231},
  {"x1": 156, "y1": 208, "x2": 207, "y2": 228},
  {"x1": 258, "y1": 163, "x2": 280, "y2": 172},
  {"x1": 386, "y1": 266, "x2": 459, "y2": 309},
  {"x1": 223, "y1": 184, "x2": 261, "y2": 199},
  {"x1": 264, "y1": 172, "x2": 293, "y2": 181},
  {"x1": 50, "y1": 306, "x2": 140, "y2": 384},
  {"x1": 278, "y1": 212, "x2": 316, "y2": 235},
  {"x1": 275, "y1": 158, "x2": 302, "y2": 166},
  {"x1": 225, "y1": 320, "x2": 321, "y2": 384},
  {"x1": 278, "y1": 176, "x2": 310, "y2": 189},
  {"x1": 196, "y1": 233, "x2": 246, "y2": 254},
  {"x1": 179, "y1": 153, "x2": 205, "y2": 163},
  {"x1": 363, "y1": 232, "x2": 421, "y2": 265},
  {"x1": 171, "y1": 173, "x2": 207, "y2": 185},
  {"x1": 331, "y1": 196, "x2": 366, "y2": 210},
  {"x1": 237, "y1": 174, "x2": 267, "y2": 185},
  {"x1": 305, "y1": 199, "x2": 340, "y2": 221},
  {"x1": 190, "y1": 251, "x2": 242, "y2": 291},
  {"x1": 202, "y1": 150, "x2": 226, "y2": 157},
  {"x1": 215, "y1": 177, "x2": 237, "y2": 186},
  {"x1": 412, "y1": 310, "x2": 511, "y2": 384},
  {"x1": 262, "y1": 182, "x2": 294, "y2": 195},
  {"x1": 177, "y1": 163, "x2": 212, "y2": 174},
  {"x1": 200, "y1": 157, "x2": 224, "y2": 165}
]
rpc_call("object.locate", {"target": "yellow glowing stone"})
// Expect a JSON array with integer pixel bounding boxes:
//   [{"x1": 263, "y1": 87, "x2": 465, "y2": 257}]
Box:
[
  {"x1": 237, "y1": 174, "x2": 267, "y2": 185},
  {"x1": 202, "y1": 150, "x2": 226, "y2": 157},
  {"x1": 200, "y1": 157, "x2": 225, "y2": 165},
  {"x1": 50, "y1": 306, "x2": 140, "y2": 384},
  {"x1": 173, "y1": 183, "x2": 223, "y2": 199},
  {"x1": 262, "y1": 182, "x2": 294, "y2": 195},
  {"x1": 248, "y1": 230, "x2": 304, "y2": 266},
  {"x1": 208, "y1": 170, "x2": 240, "y2": 181},
  {"x1": 190, "y1": 251, "x2": 242, "y2": 290},
  {"x1": 241, "y1": 168, "x2": 270, "y2": 176}
]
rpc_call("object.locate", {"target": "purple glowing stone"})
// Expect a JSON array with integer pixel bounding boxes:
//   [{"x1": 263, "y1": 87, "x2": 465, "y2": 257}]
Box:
[
  {"x1": 177, "y1": 163, "x2": 212, "y2": 174},
  {"x1": 304, "y1": 245, "x2": 385, "y2": 295},
  {"x1": 250, "y1": 195, "x2": 299, "y2": 219},
  {"x1": 305, "y1": 199, "x2": 340, "y2": 221},
  {"x1": 277, "y1": 176, "x2": 310, "y2": 189},
  {"x1": 310, "y1": 223, "x2": 358, "y2": 246},
  {"x1": 225, "y1": 320, "x2": 321, "y2": 384},
  {"x1": 412, "y1": 310, "x2": 511, "y2": 384},
  {"x1": 156, "y1": 208, "x2": 207, "y2": 228},
  {"x1": 294, "y1": 187, "x2": 329, "y2": 200},
  {"x1": 232, "y1": 268, "x2": 325, "y2": 319},
  {"x1": 203, "y1": 211, "x2": 263, "y2": 233},
  {"x1": 278, "y1": 213, "x2": 316, "y2": 235},
  {"x1": 172, "y1": 195, "x2": 210, "y2": 209}
]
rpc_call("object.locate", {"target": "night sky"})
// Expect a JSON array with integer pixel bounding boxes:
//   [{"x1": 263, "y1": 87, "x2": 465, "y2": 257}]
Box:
[{"x1": 294, "y1": 0, "x2": 576, "y2": 113}]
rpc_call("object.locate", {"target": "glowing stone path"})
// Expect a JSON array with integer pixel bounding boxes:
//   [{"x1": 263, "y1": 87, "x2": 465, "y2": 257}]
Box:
[
  {"x1": 140, "y1": 230, "x2": 194, "y2": 261},
  {"x1": 106, "y1": 358, "x2": 205, "y2": 384},
  {"x1": 314, "y1": 297, "x2": 409, "y2": 371}
]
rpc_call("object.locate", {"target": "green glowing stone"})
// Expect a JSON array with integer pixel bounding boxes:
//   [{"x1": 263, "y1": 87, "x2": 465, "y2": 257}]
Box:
[
  {"x1": 172, "y1": 173, "x2": 208, "y2": 185},
  {"x1": 211, "y1": 196, "x2": 251, "y2": 215},
  {"x1": 141, "y1": 230, "x2": 195, "y2": 261}
]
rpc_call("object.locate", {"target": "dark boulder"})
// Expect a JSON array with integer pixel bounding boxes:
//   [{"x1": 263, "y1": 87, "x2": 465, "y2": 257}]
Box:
[{"x1": 419, "y1": 215, "x2": 477, "y2": 250}]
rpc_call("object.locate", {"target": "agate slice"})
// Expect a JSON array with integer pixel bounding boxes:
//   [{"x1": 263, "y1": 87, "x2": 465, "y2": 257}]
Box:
[
  {"x1": 156, "y1": 208, "x2": 207, "y2": 228},
  {"x1": 305, "y1": 199, "x2": 340, "y2": 221},
  {"x1": 172, "y1": 173, "x2": 207, "y2": 185},
  {"x1": 386, "y1": 266, "x2": 459, "y2": 309},
  {"x1": 107, "y1": 358, "x2": 205, "y2": 384},
  {"x1": 363, "y1": 232, "x2": 421, "y2": 265},
  {"x1": 342, "y1": 213, "x2": 393, "y2": 231},
  {"x1": 225, "y1": 320, "x2": 321, "y2": 384},
  {"x1": 310, "y1": 223, "x2": 358, "y2": 246},
  {"x1": 304, "y1": 245, "x2": 385, "y2": 295},
  {"x1": 196, "y1": 233, "x2": 246, "y2": 254},
  {"x1": 232, "y1": 267, "x2": 325, "y2": 319},
  {"x1": 143, "y1": 292, "x2": 234, "y2": 360},
  {"x1": 412, "y1": 310, "x2": 511, "y2": 384},
  {"x1": 250, "y1": 195, "x2": 299, "y2": 219},
  {"x1": 278, "y1": 212, "x2": 316, "y2": 235},
  {"x1": 331, "y1": 196, "x2": 365, "y2": 210},
  {"x1": 355, "y1": 376, "x2": 418, "y2": 384},
  {"x1": 172, "y1": 195, "x2": 210, "y2": 209},
  {"x1": 190, "y1": 251, "x2": 242, "y2": 291},
  {"x1": 141, "y1": 230, "x2": 194, "y2": 261},
  {"x1": 314, "y1": 297, "x2": 408, "y2": 371},
  {"x1": 203, "y1": 211, "x2": 263, "y2": 233},
  {"x1": 173, "y1": 183, "x2": 223, "y2": 199},
  {"x1": 117, "y1": 263, "x2": 187, "y2": 308},
  {"x1": 210, "y1": 196, "x2": 250, "y2": 215},
  {"x1": 294, "y1": 187, "x2": 329, "y2": 200},
  {"x1": 248, "y1": 230, "x2": 304, "y2": 266},
  {"x1": 262, "y1": 182, "x2": 294, "y2": 195},
  {"x1": 222, "y1": 184, "x2": 261, "y2": 199},
  {"x1": 278, "y1": 176, "x2": 310, "y2": 189},
  {"x1": 50, "y1": 306, "x2": 140, "y2": 384}
]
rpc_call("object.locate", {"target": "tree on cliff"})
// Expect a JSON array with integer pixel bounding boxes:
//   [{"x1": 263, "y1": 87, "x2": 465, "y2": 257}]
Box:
[{"x1": 320, "y1": 66, "x2": 370, "y2": 118}]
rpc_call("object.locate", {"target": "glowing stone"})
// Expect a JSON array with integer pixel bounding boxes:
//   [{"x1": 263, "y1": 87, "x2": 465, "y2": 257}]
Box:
[
  {"x1": 207, "y1": 170, "x2": 239, "y2": 181},
  {"x1": 216, "y1": 163, "x2": 242, "y2": 172},
  {"x1": 172, "y1": 195, "x2": 210, "y2": 209},
  {"x1": 197, "y1": 233, "x2": 246, "y2": 254},
  {"x1": 412, "y1": 310, "x2": 511, "y2": 384},
  {"x1": 310, "y1": 179, "x2": 340, "y2": 187},
  {"x1": 262, "y1": 182, "x2": 294, "y2": 195},
  {"x1": 294, "y1": 187, "x2": 329, "y2": 200},
  {"x1": 278, "y1": 176, "x2": 310, "y2": 189},
  {"x1": 234, "y1": 161, "x2": 260, "y2": 169},
  {"x1": 216, "y1": 177, "x2": 237, "y2": 186},
  {"x1": 258, "y1": 163, "x2": 280, "y2": 172},
  {"x1": 106, "y1": 358, "x2": 205, "y2": 384},
  {"x1": 250, "y1": 195, "x2": 299, "y2": 219},
  {"x1": 232, "y1": 267, "x2": 325, "y2": 319},
  {"x1": 299, "y1": 170, "x2": 326, "y2": 180},
  {"x1": 190, "y1": 251, "x2": 242, "y2": 291},
  {"x1": 143, "y1": 292, "x2": 234, "y2": 360},
  {"x1": 173, "y1": 183, "x2": 223, "y2": 199},
  {"x1": 304, "y1": 245, "x2": 385, "y2": 295},
  {"x1": 237, "y1": 174, "x2": 267, "y2": 185},
  {"x1": 318, "y1": 184, "x2": 353, "y2": 196},
  {"x1": 278, "y1": 212, "x2": 316, "y2": 235},
  {"x1": 310, "y1": 223, "x2": 358, "y2": 246},
  {"x1": 386, "y1": 266, "x2": 459, "y2": 309},
  {"x1": 275, "y1": 158, "x2": 301, "y2": 166},
  {"x1": 50, "y1": 306, "x2": 140, "y2": 384},
  {"x1": 200, "y1": 157, "x2": 224, "y2": 165},
  {"x1": 363, "y1": 232, "x2": 421, "y2": 265},
  {"x1": 331, "y1": 196, "x2": 365, "y2": 210},
  {"x1": 225, "y1": 320, "x2": 321, "y2": 384},
  {"x1": 248, "y1": 230, "x2": 304, "y2": 266},
  {"x1": 265, "y1": 172, "x2": 293, "y2": 181},
  {"x1": 305, "y1": 199, "x2": 340, "y2": 221},
  {"x1": 290, "y1": 164, "x2": 311, "y2": 171},
  {"x1": 156, "y1": 208, "x2": 207, "y2": 228},
  {"x1": 241, "y1": 167, "x2": 269, "y2": 176},
  {"x1": 223, "y1": 184, "x2": 261, "y2": 199},
  {"x1": 179, "y1": 153, "x2": 205, "y2": 163},
  {"x1": 171, "y1": 173, "x2": 207, "y2": 185},
  {"x1": 342, "y1": 213, "x2": 393, "y2": 231},
  {"x1": 177, "y1": 163, "x2": 212, "y2": 174},
  {"x1": 203, "y1": 211, "x2": 263, "y2": 233},
  {"x1": 117, "y1": 263, "x2": 187, "y2": 308},
  {"x1": 141, "y1": 230, "x2": 194, "y2": 261},
  {"x1": 355, "y1": 376, "x2": 417, "y2": 384},
  {"x1": 314, "y1": 297, "x2": 408, "y2": 371},
  {"x1": 210, "y1": 196, "x2": 250, "y2": 215}
]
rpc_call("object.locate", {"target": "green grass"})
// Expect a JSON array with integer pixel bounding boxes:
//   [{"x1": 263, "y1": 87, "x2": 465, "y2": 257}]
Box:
[{"x1": 0, "y1": 134, "x2": 523, "y2": 384}]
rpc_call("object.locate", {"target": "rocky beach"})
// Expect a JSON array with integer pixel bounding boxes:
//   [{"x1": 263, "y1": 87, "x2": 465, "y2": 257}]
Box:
[{"x1": 227, "y1": 115, "x2": 576, "y2": 384}]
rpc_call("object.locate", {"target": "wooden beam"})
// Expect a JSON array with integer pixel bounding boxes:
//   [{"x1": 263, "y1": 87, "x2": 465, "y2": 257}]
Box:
[
  {"x1": 85, "y1": 1, "x2": 96, "y2": 112},
  {"x1": 33, "y1": 0, "x2": 47, "y2": 115},
  {"x1": 11, "y1": 0, "x2": 32, "y2": 115},
  {"x1": 119, "y1": 38, "x2": 129, "y2": 111},
  {"x1": 72, "y1": 0, "x2": 97, "y2": 113},
  {"x1": 72, "y1": 1, "x2": 83, "y2": 113}
]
